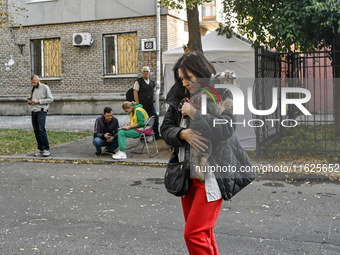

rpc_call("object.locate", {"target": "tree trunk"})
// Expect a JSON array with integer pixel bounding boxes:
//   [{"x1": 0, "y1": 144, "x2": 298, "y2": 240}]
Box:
[
  {"x1": 186, "y1": 3, "x2": 203, "y2": 53},
  {"x1": 334, "y1": 23, "x2": 340, "y2": 137}
]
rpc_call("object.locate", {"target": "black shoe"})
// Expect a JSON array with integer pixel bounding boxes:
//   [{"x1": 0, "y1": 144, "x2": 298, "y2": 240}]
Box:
[
  {"x1": 104, "y1": 148, "x2": 116, "y2": 154},
  {"x1": 155, "y1": 135, "x2": 163, "y2": 140},
  {"x1": 95, "y1": 152, "x2": 101, "y2": 157}
]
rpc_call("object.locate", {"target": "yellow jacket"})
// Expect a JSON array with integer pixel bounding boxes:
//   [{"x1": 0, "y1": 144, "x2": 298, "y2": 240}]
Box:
[{"x1": 130, "y1": 105, "x2": 149, "y2": 127}]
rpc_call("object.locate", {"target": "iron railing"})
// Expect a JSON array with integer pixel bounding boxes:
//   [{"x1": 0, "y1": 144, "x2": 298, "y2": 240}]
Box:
[{"x1": 254, "y1": 46, "x2": 340, "y2": 157}]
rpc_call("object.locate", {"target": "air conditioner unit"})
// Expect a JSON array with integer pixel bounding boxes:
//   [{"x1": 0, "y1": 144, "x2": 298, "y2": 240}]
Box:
[{"x1": 73, "y1": 33, "x2": 93, "y2": 46}]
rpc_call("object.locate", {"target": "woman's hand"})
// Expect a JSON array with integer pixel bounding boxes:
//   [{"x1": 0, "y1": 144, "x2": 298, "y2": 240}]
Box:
[
  {"x1": 125, "y1": 123, "x2": 131, "y2": 130},
  {"x1": 181, "y1": 102, "x2": 196, "y2": 119},
  {"x1": 179, "y1": 129, "x2": 209, "y2": 152}
]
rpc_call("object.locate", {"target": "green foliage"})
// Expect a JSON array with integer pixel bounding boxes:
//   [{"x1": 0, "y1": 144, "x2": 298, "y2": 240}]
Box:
[
  {"x1": 158, "y1": 0, "x2": 211, "y2": 10},
  {"x1": 159, "y1": 0, "x2": 207, "y2": 52},
  {"x1": 0, "y1": 0, "x2": 27, "y2": 29},
  {"x1": 0, "y1": 129, "x2": 92, "y2": 155},
  {"x1": 264, "y1": 124, "x2": 340, "y2": 162},
  {"x1": 220, "y1": 0, "x2": 340, "y2": 52},
  {"x1": 278, "y1": 124, "x2": 338, "y2": 149}
]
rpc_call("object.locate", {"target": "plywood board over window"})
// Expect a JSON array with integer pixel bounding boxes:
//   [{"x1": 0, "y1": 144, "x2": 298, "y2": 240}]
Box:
[
  {"x1": 117, "y1": 33, "x2": 138, "y2": 74},
  {"x1": 44, "y1": 39, "x2": 61, "y2": 77}
]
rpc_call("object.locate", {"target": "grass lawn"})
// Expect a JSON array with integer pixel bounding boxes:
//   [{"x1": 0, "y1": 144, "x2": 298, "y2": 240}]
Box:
[
  {"x1": 263, "y1": 124, "x2": 340, "y2": 163},
  {"x1": 0, "y1": 129, "x2": 93, "y2": 155}
]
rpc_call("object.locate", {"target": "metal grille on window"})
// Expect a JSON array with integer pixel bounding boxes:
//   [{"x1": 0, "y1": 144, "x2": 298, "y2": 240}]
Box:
[
  {"x1": 105, "y1": 36, "x2": 116, "y2": 74},
  {"x1": 31, "y1": 40, "x2": 42, "y2": 77}
]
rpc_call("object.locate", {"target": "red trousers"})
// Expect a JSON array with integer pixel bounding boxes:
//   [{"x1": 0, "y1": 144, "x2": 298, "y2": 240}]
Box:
[{"x1": 181, "y1": 178, "x2": 223, "y2": 255}]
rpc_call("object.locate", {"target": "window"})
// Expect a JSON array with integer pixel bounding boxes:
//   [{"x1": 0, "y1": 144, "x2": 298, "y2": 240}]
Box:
[
  {"x1": 30, "y1": 38, "x2": 61, "y2": 77},
  {"x1": 103, "y1": 33, "x2": 138, "y2": 75},
  {"x1": 202, "y1": 1, "x2": 216, "y2": 19}
]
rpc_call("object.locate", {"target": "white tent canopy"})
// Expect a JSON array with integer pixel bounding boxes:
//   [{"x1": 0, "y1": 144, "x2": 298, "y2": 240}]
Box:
[
  {"x1": 162, "y1": 31, "x2": 256, "y2": 150},
  {"x1": 162, "y1": 31, "x2": 254, "y2": 64}
]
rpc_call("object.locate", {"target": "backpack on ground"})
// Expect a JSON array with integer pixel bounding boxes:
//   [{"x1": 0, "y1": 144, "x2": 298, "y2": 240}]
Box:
[{"x1": 126, "y1": 87, "x2": 134, "y2": 102}]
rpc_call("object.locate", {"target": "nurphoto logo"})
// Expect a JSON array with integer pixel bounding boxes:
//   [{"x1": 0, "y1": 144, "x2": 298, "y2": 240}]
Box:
[{"x1": 200, "y1": 84, "x2": 312, "y2": 128}]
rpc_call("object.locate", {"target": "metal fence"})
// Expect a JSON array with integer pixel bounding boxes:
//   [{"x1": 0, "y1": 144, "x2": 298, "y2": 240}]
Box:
[{"x1": 254, "y1": 46, "x2": 340, "y2": 157}]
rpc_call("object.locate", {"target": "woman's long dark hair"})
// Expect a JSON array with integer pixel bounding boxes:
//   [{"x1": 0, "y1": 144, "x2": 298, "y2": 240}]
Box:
[{"x1": 172, "y1": 51, "x2": 216, "y2": 99}]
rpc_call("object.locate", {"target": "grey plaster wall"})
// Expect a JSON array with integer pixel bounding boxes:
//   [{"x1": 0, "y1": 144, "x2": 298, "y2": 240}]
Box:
[{"x1": 10, "y1": 0, "x2": 173, "y2": 26}]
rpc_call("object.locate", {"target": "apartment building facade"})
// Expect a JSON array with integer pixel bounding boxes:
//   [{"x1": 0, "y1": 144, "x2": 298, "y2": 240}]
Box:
[
  {"x1": 0, "y1": 0, "x2": 188, "y2": 115},
  {"x1": 0, "y1": 0, "x2": 193, "y2": 115}
]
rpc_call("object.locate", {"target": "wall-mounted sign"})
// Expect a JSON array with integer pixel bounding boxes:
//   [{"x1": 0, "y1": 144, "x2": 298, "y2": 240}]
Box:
[{"x1": 141, "y1": 38, "x2": 156, "y2": 51}]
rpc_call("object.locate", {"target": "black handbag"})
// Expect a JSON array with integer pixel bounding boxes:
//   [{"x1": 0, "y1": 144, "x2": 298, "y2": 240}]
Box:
[{"x1": 164, "y1": 148, "x2": 191, "y2": 196}]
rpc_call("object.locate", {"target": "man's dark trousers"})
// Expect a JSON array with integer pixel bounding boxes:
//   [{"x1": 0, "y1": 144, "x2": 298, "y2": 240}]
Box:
[
  {"x1": 143, "y1": 104, "x2": 160, "y2": 138},
  {"x1": 93, "y1": 137, "x2": 118, "y2": 154},
  {"x1": 32, "y1": 111, "x2": 50, "y2": 151}
]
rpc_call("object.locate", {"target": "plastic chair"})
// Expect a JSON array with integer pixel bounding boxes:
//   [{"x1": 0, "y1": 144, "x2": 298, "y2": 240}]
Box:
[{"x1": 130, "y1": 116, "x2": 158, "y2": 158}]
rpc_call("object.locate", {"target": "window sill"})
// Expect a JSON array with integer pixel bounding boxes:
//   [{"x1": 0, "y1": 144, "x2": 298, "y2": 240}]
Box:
[
  {"x1": 103, "y1": 74, "x2": 138, "y2": 79},
  {"x1": 27, "y1": 0, "x2": 58, "y2": 3},
  {"x1": 40, "y1": 77, "x2": 61, "y2": 81}
]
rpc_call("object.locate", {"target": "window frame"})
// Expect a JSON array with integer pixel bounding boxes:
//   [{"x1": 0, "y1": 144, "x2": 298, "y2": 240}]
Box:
[
  {"x1": 30, "y1": 37, "x2": 61, "y2": 79},
  {"x1": 102, "y1": 32, "x2": 138, "y2": 78},
  {"x1": 103, "y1": 34, "x2": 119, "y2": 75},
  {"x1": 202, "y1": 0, "x2": 216, "y2": 20}
]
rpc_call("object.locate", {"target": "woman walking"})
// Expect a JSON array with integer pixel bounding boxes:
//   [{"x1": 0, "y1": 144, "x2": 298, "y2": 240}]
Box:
[{"x1": 161, "y1": 51, "x2": 254, "y2": 254}]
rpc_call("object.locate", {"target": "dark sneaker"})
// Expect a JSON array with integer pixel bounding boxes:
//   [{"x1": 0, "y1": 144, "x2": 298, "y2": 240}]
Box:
[
  {"x1": 95, "y1": 152, "x2": 101, "y2": 157},
  {"x1": 104, "y1": 148, "x2": 116, "y2": 154}
]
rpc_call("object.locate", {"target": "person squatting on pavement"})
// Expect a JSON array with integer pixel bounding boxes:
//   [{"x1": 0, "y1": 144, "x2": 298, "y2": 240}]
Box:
[
  {"x1": 27, "y1": 75, "x2": 54, "y2": 157},
  {"x1": 161, "y1": 51, "x2": 254, "y2": 254},
  {"x1": 112, "y1": 101, "x2": 150, "y2": 160},
  {"x1": 133, "y1": 66, "x2": 162, "y2": 140},
  {"x1": 93, "y1": 107, "x2": 119, "y2": 156}
]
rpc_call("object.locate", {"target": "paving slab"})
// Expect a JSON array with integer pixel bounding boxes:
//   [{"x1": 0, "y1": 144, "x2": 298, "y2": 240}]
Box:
[{"x1": 1, "y1": 137, "x2": 172, "y2": 164}]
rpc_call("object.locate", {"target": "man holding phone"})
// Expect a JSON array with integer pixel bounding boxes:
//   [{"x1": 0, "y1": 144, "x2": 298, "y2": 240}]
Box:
[
  {"x1": 93, "y1": 107, "x2": 119, "y2": 156},
  {"x1": 27, "y1": 74, "x2": 54, "y2": 157}
]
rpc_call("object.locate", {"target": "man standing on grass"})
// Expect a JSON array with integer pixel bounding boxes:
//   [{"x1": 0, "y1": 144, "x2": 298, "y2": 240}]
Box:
[{"x1": 27, "y1": 75, "x2": 54, "y2": 157}]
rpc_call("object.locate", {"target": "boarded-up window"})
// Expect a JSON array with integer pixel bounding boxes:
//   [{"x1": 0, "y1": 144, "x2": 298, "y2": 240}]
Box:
[
  {"x1": 30, "y1": 38, "x2": 61, "y2": 77},
  {"x1": 103, "y1": 33, "x2": 138, "y2": 75}
]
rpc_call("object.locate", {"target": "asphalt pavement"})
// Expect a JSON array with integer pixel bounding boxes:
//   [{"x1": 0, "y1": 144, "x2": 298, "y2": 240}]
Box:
[{"x1": 1, "y1": 161, "x2": 340, "y2": 254}]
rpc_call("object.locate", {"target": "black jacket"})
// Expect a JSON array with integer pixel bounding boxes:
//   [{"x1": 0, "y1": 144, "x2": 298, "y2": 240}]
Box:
[
  {"x1": 93, "y1": 115, "x2": 119, "y2": 139},
  {"x1": 161, "y1": 84, "x2": 256, "y2": 200},
  {"x1": 136, "y1": 77, "x2": 155, "y2": 108}
]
